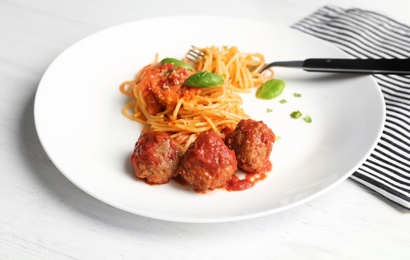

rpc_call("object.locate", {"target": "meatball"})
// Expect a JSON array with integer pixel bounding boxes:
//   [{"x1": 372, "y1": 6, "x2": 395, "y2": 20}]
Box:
[
  {"x1": 131, "y1": 130, "x2": 182, "y2": 184},
  {"x1": 178, "y1": 132, "x2": 237, "y2": 190},
  {"x1": 226, "y1": 119, "x2": 275, "y2": 173}
]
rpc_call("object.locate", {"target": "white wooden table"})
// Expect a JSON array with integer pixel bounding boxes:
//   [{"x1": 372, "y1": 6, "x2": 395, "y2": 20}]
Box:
[{"x1": 1, "y1": 0, "x2": 409, "y2": 259}]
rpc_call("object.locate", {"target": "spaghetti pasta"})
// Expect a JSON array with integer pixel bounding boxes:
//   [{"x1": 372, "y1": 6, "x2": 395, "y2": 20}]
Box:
[
  {"x1": 120, "y1": 46, "x2": 272, "y2": 150},
  {"x1": 184, "y1": 46, "x2": 273, "y2": 92}
]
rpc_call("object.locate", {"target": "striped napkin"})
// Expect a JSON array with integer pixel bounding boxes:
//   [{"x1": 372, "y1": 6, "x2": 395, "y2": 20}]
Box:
[{"x1": 292, "y1": 6, "x2": 410, "y2": 209}]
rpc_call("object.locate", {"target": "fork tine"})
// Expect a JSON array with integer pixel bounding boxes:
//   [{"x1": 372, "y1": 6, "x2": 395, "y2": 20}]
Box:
[
  {"x1": 190, "y1": 46, "x2": 204, "y2": 57},
  {"x1": 186, "y1": 53, "x2": 198, "y2": 63},
  {"x1": 186, "y1": 46, "x2": 204, "y2": 63}
]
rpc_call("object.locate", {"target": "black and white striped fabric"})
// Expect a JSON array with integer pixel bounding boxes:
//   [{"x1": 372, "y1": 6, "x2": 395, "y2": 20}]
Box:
[{"x1": 292, "y1": 6, "x2": 410, "y2": 209}]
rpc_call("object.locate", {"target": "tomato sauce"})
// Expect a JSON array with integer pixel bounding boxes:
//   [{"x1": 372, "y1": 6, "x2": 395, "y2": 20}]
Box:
[
  {"x1": 173, "y1": 160, "x2": 272, "y2": 193},
  {"x1": 138, "y1": 63, "x2": 198, "y2": 114},
  {"x1": 225, "y1": 160, "x2": 272, "y2": 191}
]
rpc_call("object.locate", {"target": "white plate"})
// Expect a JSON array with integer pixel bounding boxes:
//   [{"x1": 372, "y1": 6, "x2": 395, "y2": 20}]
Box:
[{"x1": 34, "y1": 16, "x2": 385, "y2": 223}]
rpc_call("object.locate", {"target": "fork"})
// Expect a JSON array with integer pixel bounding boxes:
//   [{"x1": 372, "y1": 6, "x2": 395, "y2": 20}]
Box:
[
  {"x1": 261, "y1": 58, "x2": 410, "y2": 74},
  {"x1": 186, "y1": 46, "x2": 204, "y2": 64},
  {"x1": 187, "y1": 47, "x2": 410, "y2": 74}
]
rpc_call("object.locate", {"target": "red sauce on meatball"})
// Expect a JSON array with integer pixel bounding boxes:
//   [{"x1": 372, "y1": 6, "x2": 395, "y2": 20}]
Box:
[
  {"x1": 130, "y1": 120, "x2": 276, "y2": 192},
  {"x1": 226, "y1": 119, "x2": 275, "y2": 173},
  {"x1": 130, "y1": 130, "x2": 182, "y2": 184},
  {"x1": 178, "y1": 131, "x2": 237, "y2": 191}
]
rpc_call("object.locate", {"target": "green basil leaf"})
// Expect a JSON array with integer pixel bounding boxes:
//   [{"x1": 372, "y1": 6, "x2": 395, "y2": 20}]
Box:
[
  {"x1": 159, "y1": 58, "x2": 195, "y2": 71},
  {"x1": 184, "y1": 72, "x2": 224, "y2": 88},
  {"x1": 290, "y1": 110, "x2": 302, "y2": 119},
  {"x1": 256, "y1": 79, "x2": 286, "y2": 100},
  {"x1": 304, "y1": 115, "x2": 312, "y2": 123}
]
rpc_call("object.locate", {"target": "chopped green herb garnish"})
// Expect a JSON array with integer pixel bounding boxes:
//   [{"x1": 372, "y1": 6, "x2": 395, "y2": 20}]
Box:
[
  {"x1": 164, "y1": 69, "x2": 174, "y2": 77},
  {"x1": 267, "y1": 108, "x2": 273, "y2": 113},
  {"x1": 290, "y1": 110, "x2": 302, "y2": 119},
  {"x1": 294, "y1": 93, "x2": 302, "y2": 97},
  {"x1": 275, "y1": 136, "x2": 281, "y2": 141},
  {"x1": 280, "y1": 99, "x2": 287, "y2": 104},
  {"x1": 304, "y1": 115, "x2": 312, "y2": 123}
]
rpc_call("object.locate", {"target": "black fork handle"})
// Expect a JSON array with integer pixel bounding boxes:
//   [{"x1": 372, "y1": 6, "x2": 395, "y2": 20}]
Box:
[{"x1": 303, "y1": 58, "x2": 410, "y2": 74}]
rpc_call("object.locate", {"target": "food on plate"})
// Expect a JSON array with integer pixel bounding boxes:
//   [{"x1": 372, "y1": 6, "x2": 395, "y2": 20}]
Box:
[
  {"x1": 185, "y1": 46, "x2": 272, "y2": 92},
  {"x1": 304, "y1": 115, "x2": 312, "y2": 123},
  {"x1": 290, "y1": 110, "x2": 302, "y2": 119},
  {"x1": 130, "y1": 130, "x2": 182, "y2": 184},
  {"x1": 120, "y1": 56, "x2": 247, "y2": 151},
  {"x1": 226, "y1": 119, "x2": 275, "y2": 173},
  {"x1": 121, "y1": 46, "x2": 277, "y2": 192},
  {"x1": 178, "y1": 131, "x2": 237, "y2": 190},
  {"x1": 159, "y1": 57, "x2": 195, "y2": 71},
  {"x1": 183, "y1": 72, "x2": 225, "y2": 88},
  {"x1": 256, "y1": 79, "x2": 286, "y2": 100}
]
